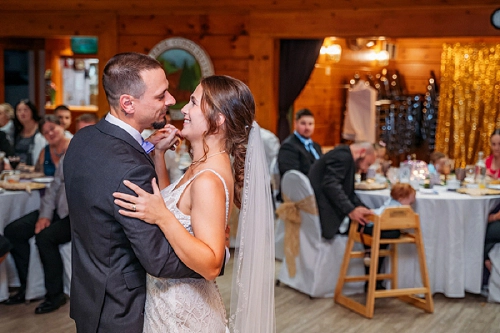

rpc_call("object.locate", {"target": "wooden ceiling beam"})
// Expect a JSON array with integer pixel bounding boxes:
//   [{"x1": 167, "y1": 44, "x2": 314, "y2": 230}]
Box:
[{"x1": 1, "y1": 0, "x2": 498, "y2": 14}]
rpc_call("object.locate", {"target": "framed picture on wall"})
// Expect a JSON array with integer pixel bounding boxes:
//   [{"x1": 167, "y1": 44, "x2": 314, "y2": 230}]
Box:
[{"x1": 149, "y1": 37, "x2": 214, "y2": 120}]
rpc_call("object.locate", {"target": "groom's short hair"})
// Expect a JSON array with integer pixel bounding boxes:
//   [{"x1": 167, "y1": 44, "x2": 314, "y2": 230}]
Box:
[{"x1": 102, "y1": 52, "x2": 163, "y2": 109}]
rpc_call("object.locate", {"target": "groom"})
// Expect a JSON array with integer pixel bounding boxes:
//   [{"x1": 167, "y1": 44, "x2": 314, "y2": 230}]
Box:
[{"x1": 64, "y1": 53, "x2": 200, "y2": 332}]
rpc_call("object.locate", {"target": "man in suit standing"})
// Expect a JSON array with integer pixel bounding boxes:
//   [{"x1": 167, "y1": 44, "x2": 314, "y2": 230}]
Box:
[
  {"x1": 64, "y1": 53, "x2": 199, "y2": 333},
  {"x1": 277, "y1": 109, "x2": 322, "y2": 200},
  {"x1": 308, "y1": 141, "x2": 375, "y2": 240}
]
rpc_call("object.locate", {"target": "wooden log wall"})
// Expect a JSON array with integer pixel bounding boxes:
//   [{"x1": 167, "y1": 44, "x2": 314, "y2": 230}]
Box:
[
  {"x1": 0, "y1": 2, "x2": 499, "y2": 144},
  {"x1": 296, "y1": 36, "x2": 500, "y2": 147}
]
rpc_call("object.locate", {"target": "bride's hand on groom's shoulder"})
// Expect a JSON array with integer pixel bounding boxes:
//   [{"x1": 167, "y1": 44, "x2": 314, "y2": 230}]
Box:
[{"x1": 113, "y1": 178, "x2": 171, "y2": 225}]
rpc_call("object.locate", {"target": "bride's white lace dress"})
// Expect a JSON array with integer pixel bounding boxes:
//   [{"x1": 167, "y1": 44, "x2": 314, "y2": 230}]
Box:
[{"x1": 143, "y1": 169, "x2": 229, "y2": 333}]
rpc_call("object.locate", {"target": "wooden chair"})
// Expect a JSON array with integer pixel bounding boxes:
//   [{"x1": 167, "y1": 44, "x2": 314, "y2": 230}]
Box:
[{"x1": 334, "y1": 206, "x2": 434, "y2": 318}]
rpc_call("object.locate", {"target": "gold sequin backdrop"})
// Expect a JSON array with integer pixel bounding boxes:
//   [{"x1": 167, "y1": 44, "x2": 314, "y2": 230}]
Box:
[{"x1": 435, "y1": 43, "x2": 500, "y2": 168}]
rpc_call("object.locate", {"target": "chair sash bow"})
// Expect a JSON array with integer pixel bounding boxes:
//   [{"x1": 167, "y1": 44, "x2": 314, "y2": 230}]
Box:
[{"x1": 276, "y1": 193, "x2": 318, "y2": 277}]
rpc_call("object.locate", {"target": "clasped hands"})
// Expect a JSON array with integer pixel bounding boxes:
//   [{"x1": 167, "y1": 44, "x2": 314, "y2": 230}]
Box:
[
  {"x1": 348, "y1": 206, "x2": 373, "y2": 225},
  {"x1": 146, "y1": 124, "x2": 183, "y2": 152}
]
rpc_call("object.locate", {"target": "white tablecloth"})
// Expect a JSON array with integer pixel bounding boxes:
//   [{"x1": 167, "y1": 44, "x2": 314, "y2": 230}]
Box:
[
  {"x1": 356, "y1": 188, "x2": 500, "y2": 298},
  {"x1": 0, "y1": 190, "x2": 41, "y2": 301}
]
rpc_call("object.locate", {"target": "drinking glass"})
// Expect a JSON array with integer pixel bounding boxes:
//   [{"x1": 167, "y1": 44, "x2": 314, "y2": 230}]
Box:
[
  {"x1": 442, "y1": 159, "x2": 452, "y2": 184},
  {"x1": 386, "y1": 167, "x2": 399, "y2": 185},
  {"x1": 455, "y1": 168, "x2": 466, "y2": 182},
  {"x1": 399, "y1": 163, "x2": 411, "y2": 183},
  {"x1": 8, "y1": 156, "x2": 20, "y2": 170},
  {"x1": 465, "y1": 165, "x2": 475, "y2": 182}
]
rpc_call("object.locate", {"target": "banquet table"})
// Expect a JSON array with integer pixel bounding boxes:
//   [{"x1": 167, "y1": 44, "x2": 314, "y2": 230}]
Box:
[
  {"x1": 0, "y1": 189, "x2": 41, "y2": 302},
  {"x1": 356, "y1": 187, "x2": 500, "y2": 298}
]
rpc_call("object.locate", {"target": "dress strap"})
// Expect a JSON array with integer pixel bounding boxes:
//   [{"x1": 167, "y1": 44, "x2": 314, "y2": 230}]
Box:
[{"x1": 178, "y1": 169, "x2": 230, "y2": 224}]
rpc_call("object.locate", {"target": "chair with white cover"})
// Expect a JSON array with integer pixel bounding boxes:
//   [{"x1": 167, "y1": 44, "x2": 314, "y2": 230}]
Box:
[
  {"x1": 488, "y1": 243, "x2": 500, "y2": 303},
  {"x1": 24, "y1": 237, "x2": 72, "y2": 300},
  {"x1": 276, "y1": 170, "x2": 364, "y2": 298},
  {"x1": 335, "y1": 206, "x2": 434, "y2": 318},
  {"x1": 270, "y1": 157, "x2": 285, "y2": 260}
]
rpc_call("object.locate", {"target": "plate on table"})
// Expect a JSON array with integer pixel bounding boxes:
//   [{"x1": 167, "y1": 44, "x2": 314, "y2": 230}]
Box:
[
  {"x1": 32, "y1": 177, "x2": 54, "y2": 183},
  {"x1": 488, "y1": 184, "x2": 500, "y2": 190},
  {"x1": 420, "y1": 188, "x2": 438, "y2": 195},
  {"x1": 456, "y1": 188, "x2": 500, "y2": 196},
  {"x1": 0, "y1": 182, "x2": 46, "y2": 191},
  {"x1": 19, "y1": 172, "x2": 45, "y2": 179},
  {"x1": 355, "y1": 182, "x2": 388, "y2": 190}
]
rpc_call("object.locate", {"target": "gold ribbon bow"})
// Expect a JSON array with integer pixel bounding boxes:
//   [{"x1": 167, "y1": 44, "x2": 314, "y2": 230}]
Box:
[{"x1": 276, "y1": 193, "x2": 318, "y2": 277}]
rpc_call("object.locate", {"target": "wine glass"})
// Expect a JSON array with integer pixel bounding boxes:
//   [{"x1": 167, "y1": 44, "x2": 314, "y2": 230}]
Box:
[
  {"x1": 465, "y1": 165, "x2": 475, "y2": 182},
  {"x1": 8, "y1": 156, "x2": 20, "y2": 170},
  {"x1": 381, "y1": 160, "x2": 392, "y2": 177},
  {"x1": 441, "y1": 158, "x2": 452, "y2": 184}
]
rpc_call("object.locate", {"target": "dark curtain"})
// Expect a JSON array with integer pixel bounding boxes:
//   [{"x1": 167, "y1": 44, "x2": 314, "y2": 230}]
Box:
[{"x1": 278, "y1": 39, "x2": 323, "y2": 142}]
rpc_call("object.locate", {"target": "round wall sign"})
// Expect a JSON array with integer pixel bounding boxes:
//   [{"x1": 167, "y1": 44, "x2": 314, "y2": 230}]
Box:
[
  {"x1": 491, "y1": 8, "x2": 500, "y2": 29},
  {"x1": 149, "y1": 37, "x2": 214, "y2": 119}
]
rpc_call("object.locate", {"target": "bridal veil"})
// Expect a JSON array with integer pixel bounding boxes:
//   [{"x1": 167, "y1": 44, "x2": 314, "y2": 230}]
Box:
[{"x1": 229, "y1": 121, "x2": 276, "y2": 333}]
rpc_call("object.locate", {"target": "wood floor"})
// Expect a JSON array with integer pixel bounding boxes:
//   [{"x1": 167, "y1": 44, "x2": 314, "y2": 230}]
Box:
[{"x1": 2, "y1": 258, "x2": 500, "y2": 333}]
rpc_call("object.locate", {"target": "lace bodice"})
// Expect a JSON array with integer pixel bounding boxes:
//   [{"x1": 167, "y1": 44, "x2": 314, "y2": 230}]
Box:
[{"x1": 143, "y1": 169, "x2": 229, "y2": 333}]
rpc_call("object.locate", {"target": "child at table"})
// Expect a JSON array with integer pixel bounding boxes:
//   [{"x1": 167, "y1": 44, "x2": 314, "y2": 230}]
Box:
[
  {"x1": 361, "y1": 183, "x2": 417, "y2": 290},
  {"x1": 428, "y1": 151, "x2": 446, "y2": 175}
]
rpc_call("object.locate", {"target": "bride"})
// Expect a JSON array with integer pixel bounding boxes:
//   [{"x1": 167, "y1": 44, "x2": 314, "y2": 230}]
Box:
[{"x1": 113, "y1": 75, "x2": 275, "y2": 333}]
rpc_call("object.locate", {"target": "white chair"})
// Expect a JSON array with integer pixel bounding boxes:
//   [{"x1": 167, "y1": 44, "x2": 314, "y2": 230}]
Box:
[
  {"x1": 276, "y1": 170, "x2": 364, "y2": 298},
  {"x1": 489, "y1": 243, "x2": 500, "y2": 303},
  {"x1": 270, "y1": 157, "x2": 281, "y2": 205},
  {"x1": 270, "y1": 157, "x2": 285, "y2": 261},
  {"x1": 24, "y1": 237, "x2": 72, "y2": 300}
]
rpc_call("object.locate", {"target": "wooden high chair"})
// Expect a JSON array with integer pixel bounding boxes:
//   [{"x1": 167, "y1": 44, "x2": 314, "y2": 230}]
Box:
[{"x1": 334, "y1": 206, "x2": 434, "y2": 318}]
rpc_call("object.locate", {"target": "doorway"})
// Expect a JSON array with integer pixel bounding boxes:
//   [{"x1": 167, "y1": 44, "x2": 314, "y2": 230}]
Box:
[{"x1": 1, "y1": 38, "x2": 45, "y2": 113}]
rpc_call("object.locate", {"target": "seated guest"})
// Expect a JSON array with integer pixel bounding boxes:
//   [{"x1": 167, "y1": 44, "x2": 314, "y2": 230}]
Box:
[
  {"x1": 483, "y1": 203, "x2": 500, "y2": 295},
  {"x1": 0, "y1": 102, "x2": 15, "y2": 145},
  {"x1": 0, "y1": 234, "x2": 12, "y2": 264},
  {"x1": 4, "y1": 156, "x2": 70, "y2": 314},
  {"x1": 13, "y1": 99, "x2": 46, "y2": 166},
  {"x1": 35, "y1": 115, "x2": 71, "y2": 176},
  {"x1": 428, "y1": 151, "x2": 446, "y2": 175},
  {"x1": 260, "y1": 126, "x2": 280, "y2": 171},
  {"x1": 308, "y1": 141, "x2": 375, "y2": 240},
  {"x1": 75, "y1": 112, "x2": 98, "y2": 132},
  {"x1": 278, "y1": 108, "x2": 322, "y2": 178},
  {"x1": 54, "y1": 105, "x2": 74, "y2": 139},
  {"x1": 486, "y1": 129, "x2": 500, "y2": 179},
  {"x1": 0, "y1": 130, "x2": 14, "y2": 158}
]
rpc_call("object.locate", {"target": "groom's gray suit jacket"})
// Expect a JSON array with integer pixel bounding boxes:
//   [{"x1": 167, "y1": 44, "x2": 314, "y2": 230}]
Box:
[{"x1": 64, "y1": 119, "x2": 199, "y2": 333}]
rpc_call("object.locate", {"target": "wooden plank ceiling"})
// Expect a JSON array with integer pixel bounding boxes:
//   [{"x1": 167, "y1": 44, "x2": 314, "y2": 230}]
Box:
[{"x1": 2, "y1": 0, "x2": 499, "y2": 14}]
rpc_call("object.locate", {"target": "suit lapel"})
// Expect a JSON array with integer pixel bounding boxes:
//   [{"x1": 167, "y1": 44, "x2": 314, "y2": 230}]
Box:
[{"x1": 95, "y1": 119, "x2": 154, "y2": 166}]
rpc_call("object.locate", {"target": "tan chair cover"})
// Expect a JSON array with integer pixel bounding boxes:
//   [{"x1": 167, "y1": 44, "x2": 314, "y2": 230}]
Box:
[{"x1": 276, "y1": 193, "x2": 318, "y2": 277}]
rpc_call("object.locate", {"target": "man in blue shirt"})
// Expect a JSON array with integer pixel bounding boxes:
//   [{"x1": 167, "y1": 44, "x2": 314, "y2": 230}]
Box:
[{"x1": 278, "y1": 108, "x2": 322, "y2": 179}]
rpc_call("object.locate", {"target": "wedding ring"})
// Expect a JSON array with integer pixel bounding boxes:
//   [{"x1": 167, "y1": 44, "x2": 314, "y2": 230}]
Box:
[{"x1": 132, "y1": 204, "x2": 136, "y2": 212}]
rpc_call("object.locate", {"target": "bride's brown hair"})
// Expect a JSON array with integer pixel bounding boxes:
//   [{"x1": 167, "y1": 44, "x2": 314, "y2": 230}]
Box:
[{"x1": 200, "y1": 75, "x2": 255, "y2": 208}]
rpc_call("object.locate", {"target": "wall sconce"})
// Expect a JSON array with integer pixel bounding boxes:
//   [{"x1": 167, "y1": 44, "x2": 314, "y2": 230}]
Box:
[
  {"x1": 320, "y1": 44, "x2": 342, "y2": 63},
  {"x1": 376, "y1": 50, "x2": 390, "y2": 66},
  {"x1": 368, "y1": 50, "x2": 390, "y2": 66}
]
